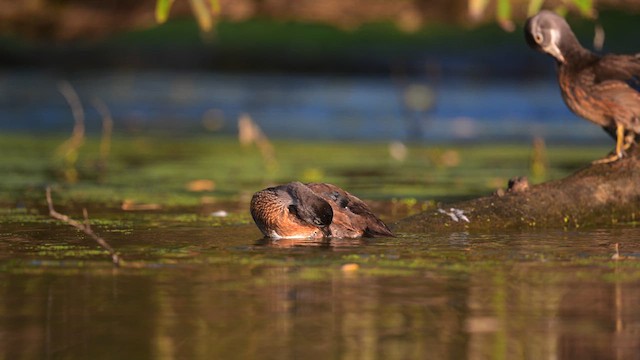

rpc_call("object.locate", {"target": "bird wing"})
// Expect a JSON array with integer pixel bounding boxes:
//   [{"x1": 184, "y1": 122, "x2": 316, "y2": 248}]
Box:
[
  {"x1": 593, "y1": 54, "x2": 640, "y2": 91},
  {"x1": 588, "y1": 77, "x2": 640, "y2": 132},
  {"x1": 336, "y1": 192, "x2": 394, "y2": 237},
  {"x1": 589, "y1": 55, "x2": 640, "y2": 125},
  {"x1": 306, "y1": 183, "x2": 394, "y2": 237}
]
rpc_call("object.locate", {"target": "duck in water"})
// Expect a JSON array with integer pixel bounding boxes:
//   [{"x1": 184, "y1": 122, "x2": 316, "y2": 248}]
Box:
[
  {"x1": 250, "y1": 181, "x2": 393, "y2": 239},
  {"x1": 525, "y1": 10, "x2": 640, "y2": 163}
]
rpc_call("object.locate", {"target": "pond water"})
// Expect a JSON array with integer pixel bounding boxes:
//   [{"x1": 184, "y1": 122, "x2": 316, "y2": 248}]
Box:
[
  {"x1": 1, "y1": 133, "x2": 639, "y2": 359},
  {"x1": 0, "y1": 69, "x2": 610, "y2": 143},
  {"x1": 1, "y1": 68, "x2": 639, "y2": 358},
  {"x1": 2, "y1": 214, "x2": 640, "y2": 359}
]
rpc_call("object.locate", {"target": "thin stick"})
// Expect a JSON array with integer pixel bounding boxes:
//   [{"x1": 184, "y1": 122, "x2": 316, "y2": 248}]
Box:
[
  {"x1": 92, "y1": 97, "x2": 113, "y2": 163},
  {"x1": 46, "y1": 187, "x2": 120, "y2": 266},
  {"x1": 57, "y1": 81, "x2": 86, "y2": 155},
  {"x1": 82, "y1": 208, "x2": 92, "y2": 232},
  {"x1": 237, "y1": 113, "x2": 277, "y2": 169}
]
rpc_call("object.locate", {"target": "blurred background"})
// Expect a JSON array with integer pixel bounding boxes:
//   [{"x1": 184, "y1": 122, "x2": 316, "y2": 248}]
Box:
[
  {"x1": 4, "y1": 6, "x2": 640, "y2": 358},
  {"x1": 2, "y1": 0, "x2": 640, "y2": 143}
]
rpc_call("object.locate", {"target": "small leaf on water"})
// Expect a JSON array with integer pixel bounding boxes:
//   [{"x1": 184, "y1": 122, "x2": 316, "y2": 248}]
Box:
[
  {"x1": 122, "y1": 200, "x2": 162, "y2": 211},
  {"x1": 186, "y1": 179, "x2": 216, "y2": 192},
  {"x1": 341, "y1": 263, "x2": 360, "y2": 273}
]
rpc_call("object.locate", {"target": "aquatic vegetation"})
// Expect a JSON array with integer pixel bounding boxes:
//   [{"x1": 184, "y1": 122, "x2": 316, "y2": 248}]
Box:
[
  {"x1": 1, "y1": 131, "x2": 631, "y2": 271},
  {"x1": 0, "y1": 134, "x2": 608, "y2": 211},
  {"x1": 2, "y1": 196, "x2": 640, "y2": 360}
]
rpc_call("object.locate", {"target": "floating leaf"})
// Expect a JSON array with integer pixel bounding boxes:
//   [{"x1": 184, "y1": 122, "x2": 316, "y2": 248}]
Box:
[{"x1": 186, "y1": 179, "x2": 216, "y2": 192}]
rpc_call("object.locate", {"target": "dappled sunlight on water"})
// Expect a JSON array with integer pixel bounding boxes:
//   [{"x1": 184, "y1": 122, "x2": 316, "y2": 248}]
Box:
[{"x1": 2, "y1": 212, "x2": 640, "y2": 359}]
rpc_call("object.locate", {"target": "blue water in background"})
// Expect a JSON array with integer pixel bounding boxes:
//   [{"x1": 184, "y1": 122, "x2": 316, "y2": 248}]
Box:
[{"x1": 0, "y1": 69, "x2": 609, "y2": 144}]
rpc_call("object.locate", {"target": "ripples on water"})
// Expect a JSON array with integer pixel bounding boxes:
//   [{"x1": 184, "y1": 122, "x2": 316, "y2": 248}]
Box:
[{"x1": 1, "y1": 216, "x2": 640, "y2": 359}]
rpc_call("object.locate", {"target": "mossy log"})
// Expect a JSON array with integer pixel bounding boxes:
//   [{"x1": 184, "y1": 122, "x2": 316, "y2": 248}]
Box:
[{"x1": 393, "y1": 150, "x2": 640, "y2": 233}]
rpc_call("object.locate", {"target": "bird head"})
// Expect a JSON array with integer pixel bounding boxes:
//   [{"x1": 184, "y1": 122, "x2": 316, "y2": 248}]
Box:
[
  {"x1": 525, "y1": 10, "x2": 576, "y2": 64},
  {"x1": 286, "y1": 182, "x2": 334, "y2": 230}
]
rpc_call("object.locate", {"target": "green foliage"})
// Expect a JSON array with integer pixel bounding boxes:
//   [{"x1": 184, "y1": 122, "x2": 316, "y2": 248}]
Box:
[
  {"x1": 469, "y1": 0, "x2": 596, "y2": 31},
  {"x1": 497, "y1": 0, "x2": 514, "y2": 31},
  {"x1": 527, "y1": 0, "x2": 545, "y2": 16},
  {"x1": 155, "y1": 0, "x2": 174, "y2": 24},
  {"x1": 155, "y1": 0, "x2": 220, "y2": 33},
  {"x1": 157, "y1": 0, "x2": 597, "y2": 33},
  {"x1": 573, "y1": 0, "x2": 594, "y2": 16}
]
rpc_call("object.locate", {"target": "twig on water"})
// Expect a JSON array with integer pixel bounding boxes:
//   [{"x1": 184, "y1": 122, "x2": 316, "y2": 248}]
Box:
[
  {"x1": 56, "y1": 81, "x2": 86, "y2": 156},
  {"x1": 611, "y1": 243, "x2": 627, "y2": 261},
  {"x1": 91, "y1": 97, "x2": 114, "y2": 181},
  {"x1": 56, "y1": 81, "x2": 86, "y2": 183},
  {"x1": 46, "y1": 186, "x2": 121, "y2": 266},
  {"x1": 238, "y1": 113, "x2": 278, "y2": 170},
  {"x1": 91, "y1": 97, "x2": 113, "y2": 164}
]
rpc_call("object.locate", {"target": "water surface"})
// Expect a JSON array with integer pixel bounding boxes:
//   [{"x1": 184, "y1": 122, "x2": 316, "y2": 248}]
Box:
[
  {"x1": 0, "y1": 69, "x2": 610, "y2": 143},
  {"x1": 1, "y1": 66, "x2": 638, "y2": 358},
  {"x1": 2, "y1": 214, "x2": 639, "y2": 359}
]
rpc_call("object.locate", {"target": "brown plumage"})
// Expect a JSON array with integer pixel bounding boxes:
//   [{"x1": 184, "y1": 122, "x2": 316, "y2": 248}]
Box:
[
  {"x1": 250, "y1": 181, "x2": 332, "y2": 239},
  {"x1": 305, "y1": 182, "x2": 394, "y2": 238},
  {"x1": 525, "y1": 10, "x2": 640, "y2": 163},
  {"x1": 250, "y1": 182, "x2": 393, "y2": 239}
]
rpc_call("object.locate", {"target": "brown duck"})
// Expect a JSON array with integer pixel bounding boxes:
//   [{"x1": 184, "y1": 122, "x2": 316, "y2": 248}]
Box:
[
  {"x1": 525, "y1": 10, "x2": 640, "y2": 163},
  {"x1": 250, "y1": 181, "x2": 393, "y2": 239}
]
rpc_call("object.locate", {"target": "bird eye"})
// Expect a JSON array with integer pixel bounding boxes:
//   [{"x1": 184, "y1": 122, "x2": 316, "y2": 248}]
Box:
[{"x1": 534, "y1": 33, "x2": 543, "y2": 43}]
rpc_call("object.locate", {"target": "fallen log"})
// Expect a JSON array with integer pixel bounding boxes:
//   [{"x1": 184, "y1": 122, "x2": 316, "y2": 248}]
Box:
[{"x1": 393, "y1": 149, "x2": 640, "y2": 233}]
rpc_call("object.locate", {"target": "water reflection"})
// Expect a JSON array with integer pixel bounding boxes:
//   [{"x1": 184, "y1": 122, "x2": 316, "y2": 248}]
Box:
[
  {"x1": 255, "y1": 237, "x2": 367, "y2": 248},
  {"x1": 0, "y1": 69, "x2": 610, "y2": 143},
  {"x1": 1, "y1": 224, "x2": 640, "y2": 359}
]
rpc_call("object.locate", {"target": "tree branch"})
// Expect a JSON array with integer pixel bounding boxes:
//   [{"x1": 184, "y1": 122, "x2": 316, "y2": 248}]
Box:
[{"x1": 46, "y1": 187, "x2": 121, "y2": 266}]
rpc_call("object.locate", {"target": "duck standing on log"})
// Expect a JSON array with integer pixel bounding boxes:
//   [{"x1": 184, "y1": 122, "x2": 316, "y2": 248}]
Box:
[{"x1": 525, "y1": 10, "x2": 640, "y2": 163}]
